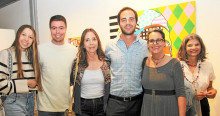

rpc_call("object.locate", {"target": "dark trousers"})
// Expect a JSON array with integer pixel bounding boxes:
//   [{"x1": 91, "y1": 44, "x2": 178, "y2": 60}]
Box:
[
  {"x1": 200, "y1": 97, "x2": 210, "y2": 116},
  {"x1": 38, "y1": 111, "x2": 64, "y2": 116},
  {"x1": 76, "y1": 97, "x2": 104, "y2": 116},
  {"x1": 106, "y1": 96, "x2": 142, "y2": 116}
]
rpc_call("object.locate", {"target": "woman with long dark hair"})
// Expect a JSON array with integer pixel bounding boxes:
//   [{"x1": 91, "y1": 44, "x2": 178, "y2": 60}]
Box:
[
  {"x1": 70, "y1": 28, "x2": 110, "y2": 116},
  {"x1": 0, "y1": 24, "x2": 42, "y2": 116}
]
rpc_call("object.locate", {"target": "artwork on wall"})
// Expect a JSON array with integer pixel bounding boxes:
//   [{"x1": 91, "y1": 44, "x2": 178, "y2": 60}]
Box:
[
  {"x1": 109, "y1": 1, "x2": 196, "y2": 57},
  {"x1": 68, "y1": 37, "x2": 81, "y2": 47}
]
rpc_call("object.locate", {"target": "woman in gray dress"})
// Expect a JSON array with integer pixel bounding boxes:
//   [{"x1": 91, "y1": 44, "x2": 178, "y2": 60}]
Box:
[{"x1": 141, "y1": 29, "x2": 186, "y2": 116}]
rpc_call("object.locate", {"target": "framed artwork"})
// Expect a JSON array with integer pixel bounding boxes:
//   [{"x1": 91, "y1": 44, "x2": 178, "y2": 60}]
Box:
[{"x1": 109, "y1": 1, "x2": 196, "y2": 57}]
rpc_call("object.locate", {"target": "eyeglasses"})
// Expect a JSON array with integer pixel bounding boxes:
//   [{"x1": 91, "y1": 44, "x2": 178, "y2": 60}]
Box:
[{"x1": 148, "y1": 39, "x2": 165, "y2": 44}]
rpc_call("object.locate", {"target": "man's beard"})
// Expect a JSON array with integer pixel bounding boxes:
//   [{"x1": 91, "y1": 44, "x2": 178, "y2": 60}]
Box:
[{"x1": 120, "y1": 26, "x2": 135, "y2": 35}]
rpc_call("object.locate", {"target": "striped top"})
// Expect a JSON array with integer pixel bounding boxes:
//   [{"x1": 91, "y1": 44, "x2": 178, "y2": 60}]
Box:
[{"x1": 0, "y1": 47, "x2": 37, "y2": 95}]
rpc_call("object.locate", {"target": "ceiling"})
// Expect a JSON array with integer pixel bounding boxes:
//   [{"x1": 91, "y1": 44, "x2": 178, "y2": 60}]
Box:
[{"x1": 0, "y1": 0, "x2": 20, "y2": 9}]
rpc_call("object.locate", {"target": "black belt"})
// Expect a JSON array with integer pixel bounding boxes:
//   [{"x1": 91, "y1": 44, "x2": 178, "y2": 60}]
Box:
[
  {"x1": 144, "y1": 89, "x2": 175, "y2": 95},
  {"x1": 81, "y1": 96, "x2": 103, "y2": 101},
  {"x1": 109, "y1": 94, "x2": 142, "y2": 102}
]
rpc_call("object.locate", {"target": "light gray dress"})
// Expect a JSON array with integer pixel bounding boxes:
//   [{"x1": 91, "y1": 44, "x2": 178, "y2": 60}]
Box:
[{"x1": 141, "y1": 58, "x2": 185, "y2": 116}]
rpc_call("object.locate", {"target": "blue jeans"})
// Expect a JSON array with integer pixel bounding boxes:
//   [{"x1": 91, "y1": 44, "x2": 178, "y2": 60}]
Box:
[
  {"x1": 3, "y1": 92, "x2": 35, "y2": 116},
  {"x1": 76, "y1": 97, "x2": 104, "y2": 116}
]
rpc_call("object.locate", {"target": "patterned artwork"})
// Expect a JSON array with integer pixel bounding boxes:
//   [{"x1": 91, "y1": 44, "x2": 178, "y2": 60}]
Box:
[
  {"x1": 68, "y1": 37, "x2": 81, "y2": 47},
  {"x1": 109, "y1": 1, "x2": 196, "y2": 57}
]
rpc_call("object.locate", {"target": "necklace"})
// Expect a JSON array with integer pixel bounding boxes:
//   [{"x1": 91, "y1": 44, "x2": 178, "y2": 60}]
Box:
[
  {"x1": 182, "y1": 63, "x2": 201, "y2": 88},
  {"x1": 186, "y1": 62, "x2": 197, "y2": 67},
  {"x1": 151, "y1": 54, "x2": 165, "y2": 65}
]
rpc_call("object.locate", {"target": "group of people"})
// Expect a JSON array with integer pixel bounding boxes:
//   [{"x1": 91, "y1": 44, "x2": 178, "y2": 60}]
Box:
[{"x1": 0, "y1": 6, "x2": 217, "y2": 116}]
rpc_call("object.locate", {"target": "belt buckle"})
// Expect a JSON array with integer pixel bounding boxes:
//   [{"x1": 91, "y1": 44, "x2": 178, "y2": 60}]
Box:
[
  {"x1": 123, "y1": 97, "x2": 131, "y2": 102},
  {"x1": 123, "y1": 97, "x2": 128, "y2": 102},
  {"x1": 152, "y1": 89, "x2": 155, "y2": 95}
]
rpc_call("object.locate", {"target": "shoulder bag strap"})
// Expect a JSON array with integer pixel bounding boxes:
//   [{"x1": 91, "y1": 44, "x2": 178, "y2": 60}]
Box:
[
  {"x1": 141, "y1": 57, "x2": 148, "y2": 78},
  {"x1": 68, "y1": 57, "x2": 79, "y2": 112},
  {"x1": 7, "y1": 49, "x2": 12, "y2": 80},
  {"x1": 142, "y1": 57, "x2": 148, "y2": 70}
]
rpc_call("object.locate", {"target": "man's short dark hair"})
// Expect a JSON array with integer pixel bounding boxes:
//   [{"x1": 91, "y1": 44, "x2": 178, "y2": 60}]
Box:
[
  {"x1": 117, "y1": 7, "x2": 138, "y2": 24},
  {"x1": 49, "y1": 15, "x2": 67, "y2": 28}
]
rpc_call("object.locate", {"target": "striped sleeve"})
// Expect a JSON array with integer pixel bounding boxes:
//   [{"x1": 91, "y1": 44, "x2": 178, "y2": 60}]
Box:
[
  {"x1": 0, "y1": 49, "x2": 29, "y2": 94},
  {"x1": 0, "y1": 49, "x2": 14, "y2": 94}
]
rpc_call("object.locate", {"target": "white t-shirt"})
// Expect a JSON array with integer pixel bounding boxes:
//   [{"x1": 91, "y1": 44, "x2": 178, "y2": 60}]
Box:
[
  {"x1": 181, "y1": 60, "x2": 215, "y2": 92},
  {"x1": 81, "y1": 69, "x2": 104, "y2": 99},
  {"x1": 37, "y1": 41, "x2": 77, "y2": 112}
]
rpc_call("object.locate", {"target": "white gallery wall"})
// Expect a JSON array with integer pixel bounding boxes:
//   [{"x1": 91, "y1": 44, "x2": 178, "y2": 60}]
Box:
[
  {"x1": 0, "y1": 0, "x2": 219, "y2": 115},
  {"x1": 0, "y1": 0, "x2": 30, "y2": 30},
  {"x1": 0, "y1": 0, "x2": 30, "y2": 51},
  {"x1": 0, "y1": 29, "x2": 15, "y2": 51}
]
